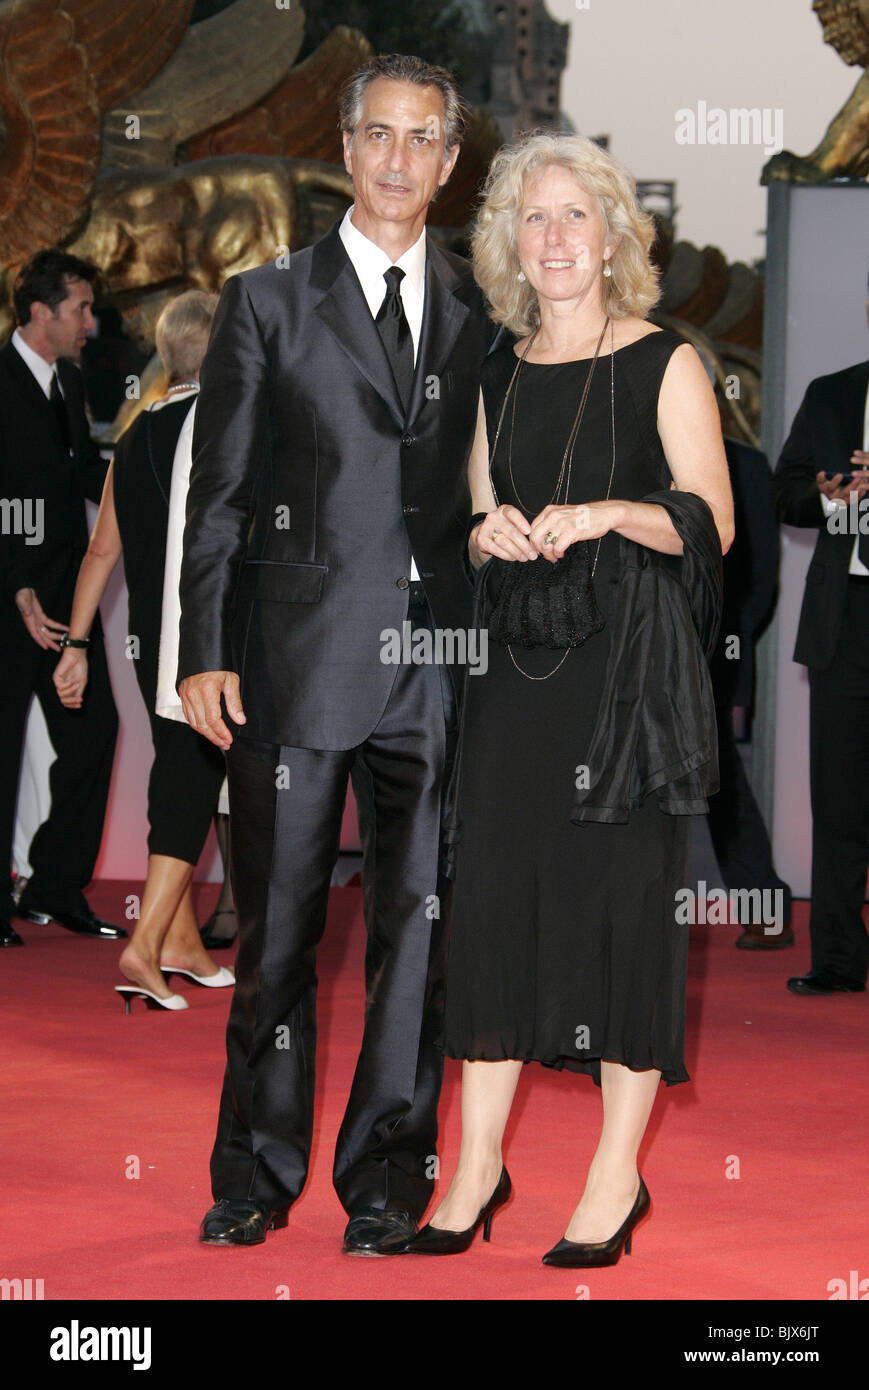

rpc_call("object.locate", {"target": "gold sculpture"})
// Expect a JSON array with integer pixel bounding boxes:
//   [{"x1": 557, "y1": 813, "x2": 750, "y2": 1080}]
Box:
[
  {"x1": 0, "y1": 1, "x2": 500, "y2": 346},
  {"x1": 764, "y1": 0, "x2": 869, "y2": 181},
  {"x1": 0, "y1": 0, "x2": 762, "y2": 443}
]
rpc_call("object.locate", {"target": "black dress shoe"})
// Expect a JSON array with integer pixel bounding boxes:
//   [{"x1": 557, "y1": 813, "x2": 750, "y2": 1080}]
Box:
[
  {"x1": 735, "y1": 924, "x2": 795, "y2": 951},
  {"x1": 17, "y1": 897, "x2": 127, "y2": 939},
  {"x1": 1, "y1": 917, "x2": 23, "y2": 947},
  {"x1": 786, "y1": 970, "x2": 865, "y2": 996},
  {"x1": 342, "y1": 1207, "x2": 418, "y2": 1256},
  {"x1": 199, "y1": 1198, "x2": 289, "y2": 1246}
]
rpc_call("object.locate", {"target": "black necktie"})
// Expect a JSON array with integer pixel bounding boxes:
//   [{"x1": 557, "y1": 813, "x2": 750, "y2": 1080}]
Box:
[
  {"x1": 50, "y1": 370, "x2": 71, "y2": 452},
  {"x1": 375, "y1": 266, "x2": 414, "y2": 410},
  {"x1": 859, "y1": 463, "x2": 869, "y2": 570}
]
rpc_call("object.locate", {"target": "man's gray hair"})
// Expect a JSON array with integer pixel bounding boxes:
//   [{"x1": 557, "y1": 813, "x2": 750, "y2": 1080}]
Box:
[{"x1": 339, "y1": 53, "x2": 466, "y2": 155}]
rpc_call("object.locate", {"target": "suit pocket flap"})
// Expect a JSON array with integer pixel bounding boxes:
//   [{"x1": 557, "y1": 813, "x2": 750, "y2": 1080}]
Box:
[{"x1": 244, "y1": 560, "x2": 327, "y2": 603}]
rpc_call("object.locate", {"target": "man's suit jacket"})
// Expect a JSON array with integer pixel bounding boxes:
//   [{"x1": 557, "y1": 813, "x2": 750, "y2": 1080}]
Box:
[
  {"x1": 0, "y1": 339, "x2": 108, "y2": 632},
  {"x1": 711, "y1": 437, "x2": 779, "y2": 709},
  {"x1": 177, "y1": 223, "x2": 497, "y2": 750},
  {"x1": 772, "y1": 359, "x2": 869, "y2": 670}
]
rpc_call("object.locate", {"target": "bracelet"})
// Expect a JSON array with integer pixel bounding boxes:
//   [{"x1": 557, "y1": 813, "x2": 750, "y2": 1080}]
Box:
[
  {"x1": 59, "y1": 632, "x2": 90, "y2": 649},
  {"x1": 463, "y1": 511, "x2": 489, "y2": 584},
  {"x1": 467, "y1": 511, "x2": 488, "y2": 548}
]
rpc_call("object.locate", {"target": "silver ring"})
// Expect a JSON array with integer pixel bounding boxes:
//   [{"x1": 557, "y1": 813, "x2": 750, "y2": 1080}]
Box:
[
  {"x1": 40, "y1": 624, "x2": 47, "y2": 632},
  {"x1": 543, "y1": 531, "x2": 558, "y2": 546},
  {"x1": 492, "y1": 528, "x2": 501, "y2": 537}
]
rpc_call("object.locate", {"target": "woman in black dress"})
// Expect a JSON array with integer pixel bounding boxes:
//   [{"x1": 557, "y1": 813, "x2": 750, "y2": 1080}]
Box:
[
  {"x1": 405, "y1": 135, "x2": 733, "y2": 1265},
  {"x1": 53, "y1": 291, "x2": 230, "y2": 1010}
]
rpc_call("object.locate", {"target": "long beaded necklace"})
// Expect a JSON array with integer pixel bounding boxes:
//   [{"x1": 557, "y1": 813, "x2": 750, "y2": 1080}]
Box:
[{"x1": 487, "y1": 319, "x2": 617, "y2": 680}]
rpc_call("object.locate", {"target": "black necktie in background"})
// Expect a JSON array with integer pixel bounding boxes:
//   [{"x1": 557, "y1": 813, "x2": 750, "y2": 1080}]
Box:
[
  {"x1": 859, "y1": 504, "x2": 869, "y2": 570},
  {"x1": 50, "y1": 370, "x2": 71, "y2": 453},
  {"x1": 375, "y1": 266, "x2": 414, "y2": 410},
  {"x1": 858, "y1": 450, "x2": 869, "y2": 569}
]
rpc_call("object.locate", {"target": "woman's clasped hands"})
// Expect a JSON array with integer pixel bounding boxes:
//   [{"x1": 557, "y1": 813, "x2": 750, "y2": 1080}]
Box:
[{"x1": 472, "y1": 499, "x2": 628, "y2": 565}]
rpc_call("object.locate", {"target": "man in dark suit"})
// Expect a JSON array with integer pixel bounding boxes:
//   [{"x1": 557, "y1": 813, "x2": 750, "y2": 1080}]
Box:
[
  {"x1": 0, "y1": 250, "x2": 124, "y2": 947},
  {"x1": 772, "y1": 293, "x2": 869, "y2": 995},
  {"x1": 709, "y1": 437, "x2": 792, "y2": 949},
  {"x1": 178, "y1": 55, "x2": 498, "y2": 1252}
]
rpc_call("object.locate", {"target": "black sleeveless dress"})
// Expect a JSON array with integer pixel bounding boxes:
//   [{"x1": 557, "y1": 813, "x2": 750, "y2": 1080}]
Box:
[
  {"x1": 112, "y1": 397, "x2": 225, "y2": 864},
  {"x1": 442, "y1": 330, "x2": 692, "y2": 1086}
]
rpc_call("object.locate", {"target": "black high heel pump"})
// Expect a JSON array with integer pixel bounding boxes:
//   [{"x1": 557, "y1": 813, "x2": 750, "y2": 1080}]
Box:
[
  {"x1": 542, "y1": 1176, "x2": 650, "y2": 1268},
  {"x1": 402, "y1": 1167, "x2": 512, "y2": 1255}
]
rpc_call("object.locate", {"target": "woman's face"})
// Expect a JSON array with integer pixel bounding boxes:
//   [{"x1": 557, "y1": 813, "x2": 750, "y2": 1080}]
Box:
[{"x1": 515, "y1": 164, "x2": 613, "y2": 312}]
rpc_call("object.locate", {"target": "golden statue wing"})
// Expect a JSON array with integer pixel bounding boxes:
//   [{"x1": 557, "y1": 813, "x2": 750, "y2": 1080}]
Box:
[
  {"x1": 101, "y1": 0, "x2": 306, "y2": 170},
  {"x1": 184, "y1": 26, "x2": 370, "y2": 165},
  {"x1": 0, "y1": 0, "x2": 193, "y2": 268}
]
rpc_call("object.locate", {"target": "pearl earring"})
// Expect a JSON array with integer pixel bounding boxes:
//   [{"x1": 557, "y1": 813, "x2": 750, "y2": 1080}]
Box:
[
  {"x1": 602, "y1": 261, "x2": 612, "y2": 278},
  {"x1": 517, "y1": 270, "x2": 526, "y2": 282}
]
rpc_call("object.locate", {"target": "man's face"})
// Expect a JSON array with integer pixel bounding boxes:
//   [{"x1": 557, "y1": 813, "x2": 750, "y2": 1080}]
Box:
[
  {"x1": 342, "y1": 79, "x2": 458, "y2": 237},
  {"x1": 37, "y1": 277, "x2": 95, "y2": 362}
]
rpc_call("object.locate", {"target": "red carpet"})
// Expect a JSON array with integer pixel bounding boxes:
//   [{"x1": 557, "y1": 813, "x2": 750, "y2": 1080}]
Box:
[{"x1": 2, "y1": 885, "x2": 866, "y2": 1302}]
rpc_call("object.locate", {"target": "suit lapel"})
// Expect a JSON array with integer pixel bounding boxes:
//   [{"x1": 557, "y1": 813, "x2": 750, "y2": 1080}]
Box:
[
  {"x1": 405, "y1": 240, "x2": 469, "y2": 428},
  {"x1": 311, "y1": 225, "x2": 472, "y2": 430},
  {"x1": 311, "y1": 225, "x2": 406, "y2": 428},
  {"x1": 2, "y1": 341, "x2": 69, "y2": 455},
  {"x1": 848, "y1": 362, "x2": 869, "y2": 450}
]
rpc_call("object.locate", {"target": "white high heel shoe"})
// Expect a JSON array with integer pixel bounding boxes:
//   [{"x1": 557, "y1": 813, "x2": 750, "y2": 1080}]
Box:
[
  {"x1": 116, "y1": 985, "x2": 188, "y2": 1014},
  {"x1": 160, "y1": 965, "x2": 235, "y2": 988}
]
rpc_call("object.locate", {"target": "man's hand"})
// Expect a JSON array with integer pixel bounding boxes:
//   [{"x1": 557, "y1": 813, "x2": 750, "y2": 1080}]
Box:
[
  {"x1": 15, "y1": 587, "x2": 68, "y2": 650},
  {"x1": 179, "y1": 671, "x2": 246, "y2": 750},
  {"x1": 817, "y1": 462, "x2": 869, "y2": 506}
]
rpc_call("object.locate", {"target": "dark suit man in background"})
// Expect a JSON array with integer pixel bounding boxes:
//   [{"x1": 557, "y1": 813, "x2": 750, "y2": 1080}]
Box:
[
  {"x1": 709, "y1": 437, "x2": 793, "y2": 950},
  {"x1": 772, "y1": 284, "x2": 869, "y2": 996},
  {"x1": 0, "y1": 251, "x2": 123, "y2": 947},
  {"x1": 178, "y1": 56, "x2": 498, "y2": 1253}
]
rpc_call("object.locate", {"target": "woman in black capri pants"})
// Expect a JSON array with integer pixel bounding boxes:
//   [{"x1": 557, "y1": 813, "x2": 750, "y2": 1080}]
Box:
[{"x1": 53, "y1": 291, "x2": 230, "y2": 1011}]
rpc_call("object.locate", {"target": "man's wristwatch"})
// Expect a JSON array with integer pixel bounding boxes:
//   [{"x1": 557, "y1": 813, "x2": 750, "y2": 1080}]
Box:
[{"x1": 59, "y1": 632, "x2": 90, "y2": 649}]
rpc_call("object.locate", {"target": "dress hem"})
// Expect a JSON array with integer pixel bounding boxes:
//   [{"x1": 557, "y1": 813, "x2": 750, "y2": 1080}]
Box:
[{"x1": 439, "y1": 1045, "x2": 689, "y2": 1087}]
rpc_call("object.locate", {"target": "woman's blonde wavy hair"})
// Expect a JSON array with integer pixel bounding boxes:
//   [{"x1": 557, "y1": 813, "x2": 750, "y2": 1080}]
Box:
[
  {"x1": 155, "y1": 288, "x2": 218, "y2": 383},
  {"x1": 471, "y1": 132, "x2": 660, "y2": 336}
]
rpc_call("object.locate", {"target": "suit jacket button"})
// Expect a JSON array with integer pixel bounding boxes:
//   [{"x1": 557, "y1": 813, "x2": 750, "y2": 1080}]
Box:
[
  {"x1": 396, "y1": 576, "x2": 410, "y2": 590},
  {"x1": 403, "y1": 505, "x2": 419, "y2": 515},
  {"x1": 401, "y1": 433, "x2": 415, "y2": 447}
]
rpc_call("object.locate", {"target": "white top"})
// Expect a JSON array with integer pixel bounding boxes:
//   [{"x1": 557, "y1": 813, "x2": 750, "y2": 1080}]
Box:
[
  {"x1": 156, "y1": 391, "x2": 199, "y2": 725},
  {"x1": 12, "y1": 326, "x2": 65, "y2": 403},
  {"x1": 154, "y1": 390, "x2": 229, "y2": 812},
  {"x1": 338, "y1": 205, "x2": 424, "y2": 581},
  {"x1": 819, "y1": 380, "x2": 869, "y2": 575}
]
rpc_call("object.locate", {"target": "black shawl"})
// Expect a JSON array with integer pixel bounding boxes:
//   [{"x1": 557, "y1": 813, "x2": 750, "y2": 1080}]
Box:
[{"x1": 442, "y1": 490, "x2": 722, "y2": 876}]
